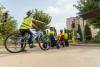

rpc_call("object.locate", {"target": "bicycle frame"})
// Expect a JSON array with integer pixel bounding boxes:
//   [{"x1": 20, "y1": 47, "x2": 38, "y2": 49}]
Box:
[
  {"x1": 24, "y1": 29, "x2": 43, "y2": 44},
  {"x1": 32, "y1": 30, "x2": 43, "y2": 41}
]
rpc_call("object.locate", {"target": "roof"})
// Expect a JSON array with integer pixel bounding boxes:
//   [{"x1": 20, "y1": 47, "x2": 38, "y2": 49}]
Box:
[{"x1": 79, "y1": 8, "x2": 100, "y2": 19}]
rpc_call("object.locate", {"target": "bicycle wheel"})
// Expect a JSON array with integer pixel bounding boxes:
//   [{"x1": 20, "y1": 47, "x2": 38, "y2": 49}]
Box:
[
  {"x1": 38, "y1": 37, "x2": 50, "y2": 50},
  {"x1": 4, "y1": 32, "x2": 26, "y2": 53}
]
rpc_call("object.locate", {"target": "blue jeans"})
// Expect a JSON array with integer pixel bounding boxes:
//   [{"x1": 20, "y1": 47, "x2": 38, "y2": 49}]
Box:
[{"x1": 20, "y1": 29, "x2": 33, "y2": 44}]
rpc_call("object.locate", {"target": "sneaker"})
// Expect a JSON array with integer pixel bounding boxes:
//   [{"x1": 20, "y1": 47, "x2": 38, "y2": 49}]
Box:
[
  {"x1": 29, "y1": 44, "x2": 36, "y2": 48},
  {"x1": 57, "y1": 46, "x2": 60, "y2": 49}
]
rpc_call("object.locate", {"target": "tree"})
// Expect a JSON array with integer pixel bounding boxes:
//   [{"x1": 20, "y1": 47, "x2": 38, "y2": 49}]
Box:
[
  {"x1": 84, "y1": 23, "x2": 92, "y2": 41},
  {"x1": 32, "y1": 9, "x2": 52, "y2": 31},
  {"x1": 77, "y1": 24, "x2": 83, "y2": 41},
  {"x1": 74, "y1": 0, "x2": 100, "y2": 29},
  {"x1": 0, "y1": 4, "x2": 17, "y2": 39}
]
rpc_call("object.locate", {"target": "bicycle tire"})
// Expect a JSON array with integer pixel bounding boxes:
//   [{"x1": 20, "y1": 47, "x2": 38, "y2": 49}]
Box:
[
  {"x1": 4, "y1": 32, "x2": 26, "y2": 53},
  {"x1": 38, "y1": 37, "x2": 50, "y2": 50}
]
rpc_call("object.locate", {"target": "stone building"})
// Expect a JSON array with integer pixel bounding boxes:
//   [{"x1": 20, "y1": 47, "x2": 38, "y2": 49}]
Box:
[{"x1": 66, "y1": 16, "x2": 98, "y2": 38}]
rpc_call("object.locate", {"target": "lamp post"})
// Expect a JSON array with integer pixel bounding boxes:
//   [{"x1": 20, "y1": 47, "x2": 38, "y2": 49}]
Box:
[
  {"x1": 71, "y1": 20, "x2": 77, "y2": 45},
  {"x1": 3, "y1": 12, "x2": 8, "y2": 22},
  {"x1": 2, "y1": 12, "x2": 8, "y2": 39}
]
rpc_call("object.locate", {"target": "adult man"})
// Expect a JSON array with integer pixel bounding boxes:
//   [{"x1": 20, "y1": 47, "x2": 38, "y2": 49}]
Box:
[{"x1": 19, "y1": 10, "x2": 37, "y2": 48}]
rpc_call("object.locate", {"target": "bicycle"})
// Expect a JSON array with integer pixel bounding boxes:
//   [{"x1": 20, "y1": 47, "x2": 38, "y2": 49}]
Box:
[{"x1": 4, "y1": 29, "x2": 50, "y2": 53}]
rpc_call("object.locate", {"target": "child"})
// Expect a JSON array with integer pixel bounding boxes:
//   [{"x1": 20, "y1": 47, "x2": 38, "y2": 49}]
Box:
[
  {"x1": 58, "y1": 30, "x2": 65, "y2": 47},
  {"x1": 42, "y1": 30, "x2": 50, "y2": 48},
  {"x1": 49, "y1": 27, "x2": 59, "y2": 48},
  {"x1": 64, "y1": 29, "x2": 69, "y2": 47},
  {"x1": 77, "y1": 32, "x2": 81, "y2": 42}
]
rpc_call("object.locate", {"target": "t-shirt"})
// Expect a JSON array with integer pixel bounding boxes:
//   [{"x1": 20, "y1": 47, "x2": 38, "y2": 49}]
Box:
[
  {"x1": 58, "y1": 33, "x2": 64, "y2": 41},
  {"x1": 49, "y1": 31, "x2": 55, "y2": 36},
  {"x1": 49, "y1": 31, "x2": 55, "y2": 41},
  {"x1": 77, "y1": 33, "x2": 80, "y2": 38}
]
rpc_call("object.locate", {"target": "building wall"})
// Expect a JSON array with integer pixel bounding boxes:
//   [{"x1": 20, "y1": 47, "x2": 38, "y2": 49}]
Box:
[
  {"x1": 66, "y1": 16, "x2": 98, "y2": 38},
  {"x1": 66, "y1": 17, "x2": 84, "y2": 31}
]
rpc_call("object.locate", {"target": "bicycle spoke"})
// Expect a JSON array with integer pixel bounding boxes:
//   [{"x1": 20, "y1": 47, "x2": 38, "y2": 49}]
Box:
[{"x1": 4, "y1": 32, "x2": 26, "y2": 53}]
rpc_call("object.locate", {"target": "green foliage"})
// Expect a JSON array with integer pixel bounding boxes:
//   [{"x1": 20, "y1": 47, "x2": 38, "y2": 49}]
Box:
[
  {"x1": 74, "y1": 0, "x2": 100, "y2": 29},
  {"x1": 0, "y1": 4, "x2": 17, "y2": 39},
  {"x1": 0, "y1": 33, "x2": 3, "y2": 45},
  {"x1": 95, "y1": 30, "x2": 100, "y2": 39},
  {"x1": 72, "y1": 29, "x2": 77, "y2": 37},
  {"x1": 84, "y1": 23, "x2": 92, "y2": 41},
  {"x1": 75, "y1": 0, "x2": 100, "y2": 13},
  {"x1": 77, "y1": 24, "x2": 83, "y2": 41},
  {"x1": 66, "y1": 29, "x2": 73, "y2": 40},
  {"x1": 89, "y1": 17, "x2": 100, "y2": 29},
  {"x1": 32, "y1": 9, "x2": 52, "y2": 31},
  {"x1": 93, "y1": 31, "x2": 100, "y2": 43},
  {"x1": 97, "y1": 31, "x2": 100, "y2": 35}
]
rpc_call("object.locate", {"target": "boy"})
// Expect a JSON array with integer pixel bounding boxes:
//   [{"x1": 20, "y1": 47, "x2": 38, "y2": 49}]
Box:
[{"x1": 64, "y1": 29, "x2": 69, "y2": 47}]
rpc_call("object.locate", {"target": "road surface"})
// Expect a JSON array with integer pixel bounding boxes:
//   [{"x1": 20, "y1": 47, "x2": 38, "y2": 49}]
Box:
[{"x1": 0, "y1": 45, "x2": 100, "y2": 67}]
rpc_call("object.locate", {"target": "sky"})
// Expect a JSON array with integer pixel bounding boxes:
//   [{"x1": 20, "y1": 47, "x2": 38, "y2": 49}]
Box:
[{"x1": 0, "y1": 0, "x2": 79, "y2": 32}]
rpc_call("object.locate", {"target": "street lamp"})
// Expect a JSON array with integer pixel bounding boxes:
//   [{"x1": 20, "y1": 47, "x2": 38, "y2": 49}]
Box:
[
  {"x1": 3, "y1": 12, "x2": 8, "y2": 22},
  {"x1": 2, "y1": 12, "x2": 8, "y2": 38}
]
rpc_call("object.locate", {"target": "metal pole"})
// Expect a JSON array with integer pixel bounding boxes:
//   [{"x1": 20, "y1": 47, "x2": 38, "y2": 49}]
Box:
[{"x1": 2, "y1": 12, "x2": 8, "y2": 39}]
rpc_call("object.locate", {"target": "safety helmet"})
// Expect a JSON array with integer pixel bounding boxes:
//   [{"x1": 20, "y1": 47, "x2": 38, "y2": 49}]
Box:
[{"x1": 26, "y1": 10, "x2": 32, "y2": 16}]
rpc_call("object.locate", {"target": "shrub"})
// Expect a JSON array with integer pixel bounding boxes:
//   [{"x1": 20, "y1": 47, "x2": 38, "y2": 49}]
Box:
[{"x1": 84, "y1": 24, "x2": 92, "y2": 41}]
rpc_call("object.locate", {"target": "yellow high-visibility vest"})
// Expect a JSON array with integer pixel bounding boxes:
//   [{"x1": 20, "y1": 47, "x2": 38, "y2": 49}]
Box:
[
  {"x1": 19, "y1": 17, "x2": 32, "y2": 29},
  {"x1": 64, "y1": 33, "x2": 68, "y2": 39},
  {"x1": 49, "y1": 31, "x2": 55, "y2": 36}
]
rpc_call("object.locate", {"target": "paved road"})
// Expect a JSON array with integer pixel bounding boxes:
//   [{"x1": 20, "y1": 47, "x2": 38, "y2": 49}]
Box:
[{"x1": 0, "y1": 45, "x2": 100, "y2": 67}]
